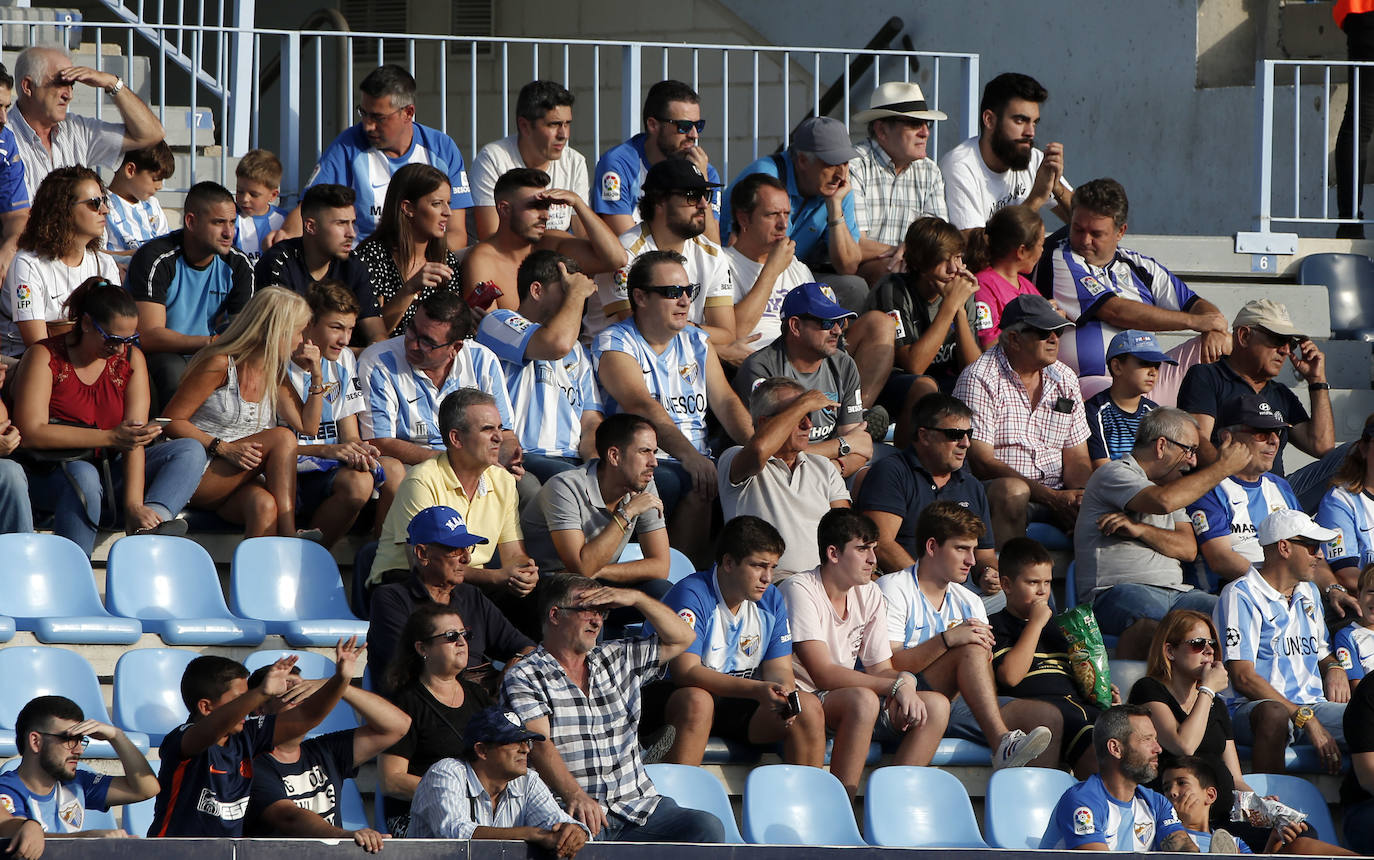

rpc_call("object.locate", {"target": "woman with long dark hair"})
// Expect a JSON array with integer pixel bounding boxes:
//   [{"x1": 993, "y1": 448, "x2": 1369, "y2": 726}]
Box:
[{"x1": 964, "y1": 204, "x2": 1046, "y2": 349}]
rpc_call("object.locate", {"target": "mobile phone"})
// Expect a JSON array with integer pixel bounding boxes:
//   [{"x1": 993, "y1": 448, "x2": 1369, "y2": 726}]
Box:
[
  {"x1": 466, "y1": 280, "x2": 503, "y2": 309},
  {"x1": 783, "y1": 690, "x2": 803, "y2": 719},
  {"x1": 151, "y1": 418, "x2": 173, "y2": 426}
]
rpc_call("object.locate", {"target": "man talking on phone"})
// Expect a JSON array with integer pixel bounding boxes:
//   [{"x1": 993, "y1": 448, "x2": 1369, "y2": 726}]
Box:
[{"x1": 637, "y1": 516, "x2": 825, "y2": 767}]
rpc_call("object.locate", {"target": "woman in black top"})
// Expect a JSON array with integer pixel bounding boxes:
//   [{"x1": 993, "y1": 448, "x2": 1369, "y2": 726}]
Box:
[
  {"x1": 378, "y1": 602, "x2": 491, "y2": 835},
  {"x1": 351, "y1": 163, "x2": 462, "y2": 336},
  {"x1": 1128, "y1": 609, "x2": 1253, "y2": 825}
]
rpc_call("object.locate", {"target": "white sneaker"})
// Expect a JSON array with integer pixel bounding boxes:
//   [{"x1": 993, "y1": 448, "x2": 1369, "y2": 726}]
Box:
[
  {"x1": 1209, "y1": 829, "x2": 1238, "y2": 854},
  {"x1": 993, "y1": 726, "x2": 1052, "y2": 769}
]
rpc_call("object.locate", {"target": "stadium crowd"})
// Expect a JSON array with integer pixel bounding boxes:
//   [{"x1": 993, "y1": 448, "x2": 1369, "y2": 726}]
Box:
[{"x1": 0, "y1": 35, "x2": 1369, "y2": 855}]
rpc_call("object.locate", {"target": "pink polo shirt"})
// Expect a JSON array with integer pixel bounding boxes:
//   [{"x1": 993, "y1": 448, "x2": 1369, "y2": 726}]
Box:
[{"x1": 973, "y1": 268, "x2": 1040, "y2": 348}]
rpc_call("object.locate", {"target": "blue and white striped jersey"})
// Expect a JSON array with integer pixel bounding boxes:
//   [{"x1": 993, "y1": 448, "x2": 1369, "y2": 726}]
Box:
[
  {"x1": 1188, "y1": 473, "x2": 1300, "y2": 569},
  {"x1": 593, "y1": 319, "x2": 713, "y2": 458},
  {"x1": 1215, "y1": 568, "x2": 1329, "y2": 708},
  {"x1": 285, "y1": 349, "x2": 365, "y2": 447},
  {"x1": 1041, "y1": 774, "x2": 1184, "y2": 850},
  {"x1": 1333, "y1": 623, "x2": 1374, "y2": 682},
  {"x1": 356, "y1": 335, "x2": 513, "y2": 447},
  {"x1": 305, "y1": 123, "x2": 473, "y2": 241},
  {"x1": 105, "y1": 193, "x2": 168, "y2": 253},
  {"x1": 1042, "y1": 237, "x2": 1198, "y2": 378},
  {"x1": 476, "y1": 308, "x2": 602, "y2": 458},
  {"x1": 234, "y1": 206, "x2": 285, "y2": 263},
  {"x1": 651, "y1": 568, "x2": 793, "y2": 677},
  {"x1": 1315, "y1": 486, "x2": 1374, "y2": 573},
  {"x1": 876, "y1": 566, "x2": 989, "y2": 651}
]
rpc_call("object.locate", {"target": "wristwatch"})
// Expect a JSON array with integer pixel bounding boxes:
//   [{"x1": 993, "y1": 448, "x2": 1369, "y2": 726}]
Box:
[
  {"x1": 1292, "y1": 705, "x2": 1315, "y2": 730},
  {"x1": 837, "y1": 438, "x2": 852, "y2": 458},
  {"x1": 105, "y1": 76, "x2": 124, "y2": 97}
]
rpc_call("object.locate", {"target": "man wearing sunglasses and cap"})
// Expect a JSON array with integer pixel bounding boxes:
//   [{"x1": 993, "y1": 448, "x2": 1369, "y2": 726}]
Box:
[
  {"x1": 590, "y1": 158, "x2": 736, "y2": 351},
  {"x1": 848, "y1": 81, "x2": 949, "y2": 285},
  {"x1": 1216, "y1": 509, "x2": 1351, "y2": 775},
  {"x1": 408, "y1": 706, "x2": 589, "y2": 854}
]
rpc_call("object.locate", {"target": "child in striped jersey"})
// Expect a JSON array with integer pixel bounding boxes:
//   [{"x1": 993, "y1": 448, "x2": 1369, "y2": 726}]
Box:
[
  {"x1": 104, "y1": 142, "x2": 174, "y2": 271},
  {"x1": 234, "y1": 149, "x2": 285, "y2": 263},
  {"x1": 1084, "y1": 329, "x2": 1169, "y2": 469}
]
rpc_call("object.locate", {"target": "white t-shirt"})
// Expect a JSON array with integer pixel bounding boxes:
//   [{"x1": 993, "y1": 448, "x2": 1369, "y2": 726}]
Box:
[
  {"x1": 779, "y1": 567, "x2": 893, "y2": 694},
  {"x1": 938, "y1": 136, "x2": 1072, "y2": 230},
  {"x1": 585, "y1": 225, "x2": 733, "y2": 339},
  {"x1": 469, "y1": 134, "x2": 590, "y2": 233},
  {"x1": 0, "y1": 249, "x2": 120, "y2": 356},
  {"x1": 725, "y1": 246, "x2": 814, "y2": 352}
]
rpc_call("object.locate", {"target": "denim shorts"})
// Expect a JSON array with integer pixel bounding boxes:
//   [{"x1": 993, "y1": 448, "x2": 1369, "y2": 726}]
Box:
[{"x1": 1091, "y1": 584, "x2": 1218, "y2": 635}]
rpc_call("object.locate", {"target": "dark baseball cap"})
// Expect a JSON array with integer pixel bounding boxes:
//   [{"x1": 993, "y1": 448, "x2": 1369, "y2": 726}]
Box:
[
  {"x1": 642, "y1": 158, "x2": 723, "y2": 193},
  {"x1": 1000, "y1": 294, "x2": 1074, "y2": 332},
  {"x1": 463, "y1": 706, "x2": 545, "y2": 752},
  {"x1": 406, "y1": 505, "x2": 489, "y2": 549},
  {"x1": 1220, "y1": 393, "x2": 1291, "y2": 431}
]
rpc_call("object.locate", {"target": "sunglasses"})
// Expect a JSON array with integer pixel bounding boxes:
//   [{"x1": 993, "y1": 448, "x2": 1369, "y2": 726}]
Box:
[
  {"x1": 89, "y1": 315, "x2": 140, "y2": 349},
  {"x1": 639, "y1": 283, "x2": 701, "y2": 300},
  {"x1": 426, "y1": 629, "x2": 472, "y2": 644},
  {"x1": 1252, "y1": 327, "x2": 1302, "y2": 351},
  {"x1": 557, "y1": 604, "x2": 611, "y2": 619},
  {"x1": 922, "y1": 426, "x2": 972, "y2": 442},
  {"x1": 1177, "y1": 637, "x2": 1217, "y2": 653},
  {"x1": 799, "y1": 315, "x2": 848, "y2": 332},
  {"x1": 1288, "y1": 538, "x2": 1323, "y2": 553},
  {"x1": 670, "y1": 189, "x2": 708, "y2": 204},
  {"x1": 1020, "y1": 327, "x2": 1059, "y2": 341},
  {"x1": 38, "y1": 731, "x2": 90, "y2": 749},
  {"x1": 656, "y1": 117, "x2": 707, "y2": 134},
  {"x1": 75, "y1": 196, "x2": 108, "y2": 213}
]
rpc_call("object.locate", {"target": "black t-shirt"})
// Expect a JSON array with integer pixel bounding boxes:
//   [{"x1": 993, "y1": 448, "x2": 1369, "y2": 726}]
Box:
[
  {"x1": 383, "y1": 679, "x2": 491, "y2": 820},
  {"x1": 246, "y1": 729, "x2": 357, "y2": 834},
  {"x1": 988, "y1": 608, "x2": 1080, "y2": 698},
  {"x1": 1128, "y1": 675, "x2": 1235, "y2": 823},
  {"x1": 149, "y1": 713, "x2": 278, "y2": 837},
  {"x1": 255, "y1": 237, "x2": 382, "y2": 320},
  {"x1": 1341, "y1": 677, "x2": 1374, "y2": 805},
  {"x1": 1176, "y1": 360, "x2": 1310, "y2": 477},
  {"x1": 867, "y1": 272, "x2": 977, "y2": 390}
]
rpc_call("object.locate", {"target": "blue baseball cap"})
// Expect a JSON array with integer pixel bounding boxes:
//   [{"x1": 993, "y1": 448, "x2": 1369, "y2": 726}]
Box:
[
  {"x1": 462, "y1": 706, "x2": 545, "y2": 752},
  {"x1": 1105, "y1": 329, "x2": 1177, "y2": 365},
  {"x1": 780, "y1": 282, "x2": 858, "y2": 321},
  {"x1": 406, "y1": 505, "x2": 489, "y2": 549}
]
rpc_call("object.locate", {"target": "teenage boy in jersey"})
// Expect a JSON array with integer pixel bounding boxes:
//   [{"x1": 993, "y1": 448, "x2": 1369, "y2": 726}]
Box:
[
  {"x1": 1040, "y1": 705, "x2": 1197, "y2": 852},
  {"x1": 147, "y1": 641, "x2": 358, "y2": 837},
  {"x1": 1215, "y1": 509, "x2": 1350, "y2": 776},
  {"x1": 0, "y1": 695, "x2": 158, "y2": 836},
  {"x1": 877, "y1": 501, "x2": 1055, "y2": 768},
  {"x1": 1186, "y1": 395, "x2": 1301, "y2": 588},
  {"x1": 643, "y1": 516, "x2": 825, "y2": 766},
  {"x1": 245, "y1": 660, "x2": 410, "y2": 851}
]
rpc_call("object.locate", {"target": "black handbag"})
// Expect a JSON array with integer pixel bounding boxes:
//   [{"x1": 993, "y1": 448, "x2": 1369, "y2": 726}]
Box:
[{"x1": 14, "y1": 419, "x2": 119, "y2": 529}]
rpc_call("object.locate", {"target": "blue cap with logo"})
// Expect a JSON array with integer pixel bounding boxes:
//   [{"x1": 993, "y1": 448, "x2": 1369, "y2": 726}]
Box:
[
  {"x1": 462, "y1": 706, "x2": 546, "y2": 752},
  {"x1": 406, "y1": 505, "x2": 489, "y2": 549},
  {"x1": 780, "y1": 282, "x2": 858, "y2": 321},
  {"x1": 1105, "y1": 329, "x2": 1178, "y2": 365}
]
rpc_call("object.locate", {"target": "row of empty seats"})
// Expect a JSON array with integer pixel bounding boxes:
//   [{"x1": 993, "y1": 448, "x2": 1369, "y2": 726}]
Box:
[
  {"x1": 648, "y1": 764, "x2": 1340, "y2": 848},
  {"x1": 0, "y1": 534, "x2": 368, "y2": 647}
]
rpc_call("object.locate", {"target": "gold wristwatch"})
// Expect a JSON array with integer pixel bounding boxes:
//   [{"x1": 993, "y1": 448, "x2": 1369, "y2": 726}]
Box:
[{"x1": 1292, "y1": 705, "x2": 1315, "y2": 730}]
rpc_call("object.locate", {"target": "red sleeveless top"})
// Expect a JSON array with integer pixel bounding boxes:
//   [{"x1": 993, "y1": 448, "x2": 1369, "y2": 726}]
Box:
[{"x1": 42, "y1": 334, "x2": 131, "y2": 430}]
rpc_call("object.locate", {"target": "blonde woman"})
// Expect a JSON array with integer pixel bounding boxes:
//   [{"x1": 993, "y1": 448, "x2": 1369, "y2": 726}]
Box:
[{"x1": 164, "y1": 286, "x2": 321, "y2": 537}]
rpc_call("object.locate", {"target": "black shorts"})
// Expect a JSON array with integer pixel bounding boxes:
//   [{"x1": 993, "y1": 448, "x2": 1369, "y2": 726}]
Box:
[
  {"x1": 640, "y1": 679, "x2": 764, "y2": 744},
  {"x1": 1035, "y1": 694, "x2": 1101, "y2": 765}
]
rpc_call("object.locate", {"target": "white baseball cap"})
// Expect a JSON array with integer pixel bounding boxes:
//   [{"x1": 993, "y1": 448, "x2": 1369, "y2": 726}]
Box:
[{"x1": 1256, "y1": 509, "x2": 1338, "y2": 547}]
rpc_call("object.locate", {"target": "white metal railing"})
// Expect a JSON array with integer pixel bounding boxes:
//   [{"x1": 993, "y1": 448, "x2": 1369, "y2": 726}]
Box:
[
  {"x1": 1, "y1": 18, "x2": 980, "y2": 203},
  {"x1": 1256, "y1": 57, "x2": 1374, "y2": 234}
]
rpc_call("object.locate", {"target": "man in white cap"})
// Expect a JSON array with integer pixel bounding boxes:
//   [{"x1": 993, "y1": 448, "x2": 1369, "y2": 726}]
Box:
[
  {"x1": 1215, "y1": 508, "x2": 1351, "y2": 775},
  {"x1": 722, "y1": 116, "x2": 869, "y2": 312},
  {"x1": 848, "y1": 81, "x2": 948, "y2": 285},
  {"x1": 1177, "y1": 297, "x2": 1335, "y2": 511}
]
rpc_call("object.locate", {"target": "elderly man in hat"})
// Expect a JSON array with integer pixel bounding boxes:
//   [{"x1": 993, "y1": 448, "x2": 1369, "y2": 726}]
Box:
[
  {"x1": 722, "y1": 116, "x2": 869, "y2": 312},
  {"x1": 848, "y1": 81, "x2": 949, "y2": 285},
  {"x1": 408, "y1": 705, "x2": 590, "y2": 854}
]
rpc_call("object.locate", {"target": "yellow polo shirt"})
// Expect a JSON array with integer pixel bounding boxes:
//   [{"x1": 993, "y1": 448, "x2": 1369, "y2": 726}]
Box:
[{"x1": 368, "y1": 454, "x2": 522, "y2": 585}]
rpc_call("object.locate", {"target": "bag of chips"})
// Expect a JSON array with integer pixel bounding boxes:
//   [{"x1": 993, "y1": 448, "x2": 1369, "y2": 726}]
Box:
[
  {"x1": 1057, "y1": 604, "x2": 1112, "y2": 709},
  {"x1": 1230, "y1": 791, "x2": 1307, "y2": 830}
]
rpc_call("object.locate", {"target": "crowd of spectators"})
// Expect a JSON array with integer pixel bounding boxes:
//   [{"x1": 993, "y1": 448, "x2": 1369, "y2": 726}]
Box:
[{"x1": 0, "y1": 40, "x2": 1370, "y2": 853}]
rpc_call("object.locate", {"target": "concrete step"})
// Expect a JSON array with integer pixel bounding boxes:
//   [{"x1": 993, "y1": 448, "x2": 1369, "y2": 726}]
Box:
[
  {"x1": 1131, "y1": 233, "x2": 1374, "y2": 280},
  {"x1": 0, "y1": 7, "x2": 82, "y2": 52}
]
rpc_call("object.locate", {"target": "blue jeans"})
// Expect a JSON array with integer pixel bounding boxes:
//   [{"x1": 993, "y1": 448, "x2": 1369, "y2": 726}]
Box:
[
  {"x1": 1092, "y1": 584, "x2": 1218, "y2": 636},
  {"x1": 30, "y1": 438, "x2": 206, "y2": 556},
  {"x1": 524, "y1": 453, "x2": 581, "y2": 483},
  {"x1": 0, "y1": 458, "x2": 33, "y2": 534},
  {"x1": 1231, "y1": 698, "x2": 1347, "y2": 748},
  {"x1": 600, "y1": 796, "x2": 725, "y2": 843},
  {"x1": 653, "y1": 461, "x2": 692, "y2": 518},
  {"x1": 1289, "y1": 441, "x2": 1353, "y2": 512}
]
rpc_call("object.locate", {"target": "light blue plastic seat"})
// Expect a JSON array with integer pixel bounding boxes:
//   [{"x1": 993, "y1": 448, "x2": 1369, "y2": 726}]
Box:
[
  {"x1": 1241, "y1": 773, "x2": 1338, "y2": 844},
  {"x1": 742, "y1": 764, "x2": 865, "y2": 845},
  {"x1": 668, "y1": 548, "x2": 696, "y2": 584},
  {"x1": 863, "y1": 766, "x2": 987, "y2": 847},
  {"x1": 0, "y1": 533, "x2": 141, "y2": 644},
  {"x1": 985, "y1": 766, "x2": 1077, "y2": 849},
  {"x1": 112, "y1": 648, "x2": 197, "y2": 747},
  {"x1": 645, "y1": 763, "x2": 743, "y2": 843},
  {"x1": 0, "y1": 646, "x2": 149, "y2": 757},
  {"x1": 244, "y1": 649, "x2": 359, "y2": 736},
  {"x1": 618, "y1": 543, "x2": 644, "y2": 563},
  {"x1": 1109, "y1": 659, "x2": 1149, "y2": 701},
  {"x1": 230, "y1": 537, "x2": 368, "y2": 646},
  {"x1": 106, "y1": 535, "x2": 266, "y2": 645},
  {"x1": 339, "y1": 778, "x2": 368, "y2": 831},
  {"x1": 123, "y1": 796, "x2": 155, "y2": 838},
  {"x1": 1299, "y1": 252, "x2": 1374, "y2": 341}
]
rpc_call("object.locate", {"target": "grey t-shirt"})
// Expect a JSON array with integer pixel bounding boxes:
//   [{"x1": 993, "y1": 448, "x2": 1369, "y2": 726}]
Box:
[
  {"x1": 520, "y1": 460, "x2": 667, "y2": 571},
  {"x1": 733, "y1": 338, "x2": 864, "y2": 442},
  {"x1": 1072, "y1": 454, "x2": 1189, "y2": 603}
]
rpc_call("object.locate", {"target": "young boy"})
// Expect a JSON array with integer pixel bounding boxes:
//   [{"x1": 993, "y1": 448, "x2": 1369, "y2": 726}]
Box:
[
  {"x1": 989, "y1": 536, "x2": 1113, "y2": 776},
  {"x1": 1084, "y1": 329, "x2": 1173, "y2": 468},
  {"x1": 105, "y1": 142, "x2": 175, "y2": 264},
  {"x1": 234, "y1": 148, "x2": 285, "y2": 262},
  {"x1": 147, "y1": 641, "x2": 357, "y2": 837},
  {"x1": 287, "y1": 280, "x2": 398, "y2": 546},
  {"x1": 1160, "y1": 756, "x2": 1354, "y2": 855},
  {"x1": 1333, "y1": 565, "x2": 1374, "y2": 692}
]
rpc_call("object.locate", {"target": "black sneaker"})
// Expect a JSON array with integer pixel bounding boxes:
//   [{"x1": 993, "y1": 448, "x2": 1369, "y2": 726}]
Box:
[
  {"x1": 641, "y1": 725, "x2": 676, "y2": 764},
  {"x1": 866, "y1": 405, "x2": 890, "y2": 443}
]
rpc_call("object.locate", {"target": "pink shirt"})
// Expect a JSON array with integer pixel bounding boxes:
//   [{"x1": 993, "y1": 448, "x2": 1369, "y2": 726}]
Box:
[
  {"x1": 973, "y1": 268, "x2": 1039, "y2": 348},
  {"x1": 778, "y1": 567, "x2": 893, "y2": 694}
]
